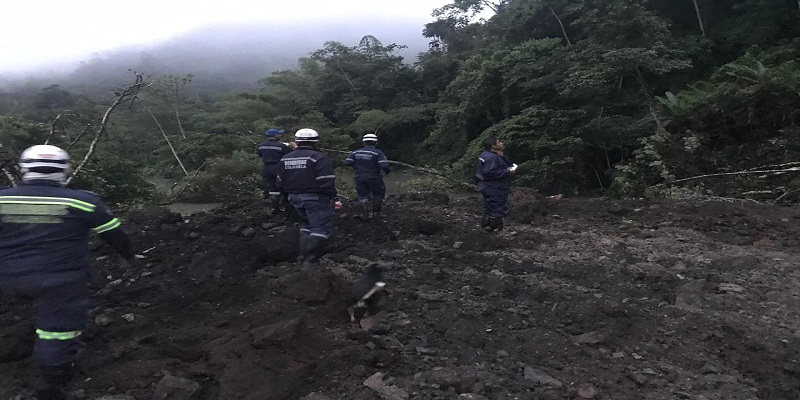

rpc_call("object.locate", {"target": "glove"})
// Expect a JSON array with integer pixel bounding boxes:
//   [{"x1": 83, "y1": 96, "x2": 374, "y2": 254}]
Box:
[
  {"x1": 508, "y1": 163, "x2": 518, "y2": 173},
  {"x1": 334, "y1": 200, "x2": 343, "y2": 211}
]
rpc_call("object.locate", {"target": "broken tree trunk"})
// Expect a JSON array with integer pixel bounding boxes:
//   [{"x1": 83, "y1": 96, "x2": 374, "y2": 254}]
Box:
[
  {"x1": 144, "y1": 105, "x2": 188, "y2": 176},
  {"x1": 66, "y1": 73, "x2": 149, "y2": 185}
]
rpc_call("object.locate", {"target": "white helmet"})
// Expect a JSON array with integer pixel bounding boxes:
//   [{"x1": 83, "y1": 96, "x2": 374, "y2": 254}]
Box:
[
  {"x1": 362, "y1": 134, "x2": 378, "y2": 142},
  {"x1": 294, "y1": 128, "x2": 320, "y2": 142},
  {"x1": 18, "y1": 145, "x2": 71, "y2": 183}
]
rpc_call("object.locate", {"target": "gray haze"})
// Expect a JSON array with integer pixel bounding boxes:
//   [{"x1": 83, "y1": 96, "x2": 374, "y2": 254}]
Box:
[{"x1": 0, "y1": 17, "x2": 432, "y2": 94}]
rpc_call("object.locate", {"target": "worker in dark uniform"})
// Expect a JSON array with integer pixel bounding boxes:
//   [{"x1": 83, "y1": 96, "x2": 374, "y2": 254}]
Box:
[
  {"x1": 256, "y1": 128, "x2": 293, "y2": 214},
  {"x1": 276, "y1": 128, "x2": 340, "y2": 266},
  {"x1": 343, "y1": 133, "x2": 391, "y2": 219},
  {"x1": 475, "y1": 137, "x2": 516, "y2": 232},
  {"x1": 0, "y1": 145, "x2": 137, "y2": 400}
]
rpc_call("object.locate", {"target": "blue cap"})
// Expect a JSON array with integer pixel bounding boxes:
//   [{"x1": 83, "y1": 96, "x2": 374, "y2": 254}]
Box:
[{"x1": 265, "y1": 128, "x2": 285, "y2": 137}]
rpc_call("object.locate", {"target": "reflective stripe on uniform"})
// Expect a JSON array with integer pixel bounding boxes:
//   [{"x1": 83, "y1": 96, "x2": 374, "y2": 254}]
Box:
[
  {"x1": 0, "y1": 196, "x2": 95, "y2": 212},
  {"x1": 355, "y1": 150, "x2": 379, "y2": 156},
  {"x1": 36, "y1": 329, "x2": 82, "y2": 340},
  {"x1": 282, "y1": 157, "x2": 318, "y2": 163},
  {"x1": 92, "y1": 217, "x2": 121, "y2": 233},
  {"x1": 316, "y1": 175, "x2": 336, "y2": 180}
]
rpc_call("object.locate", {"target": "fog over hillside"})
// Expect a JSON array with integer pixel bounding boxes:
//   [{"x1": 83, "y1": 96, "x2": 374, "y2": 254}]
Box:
[{"x1": 0, "y1": 17, "x2": 431, "y2": 94}]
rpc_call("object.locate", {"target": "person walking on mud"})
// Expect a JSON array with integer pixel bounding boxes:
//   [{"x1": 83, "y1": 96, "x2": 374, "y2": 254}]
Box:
[
  {"x1": 257, "y1": 128, "x2": 294, "y2": 214},
  {"x1": 342, "y1": 133, "x2": 391, "y2": 219},
  {"x1": 277, "y1": 128, "x2": 341, "y2": 266},
  {"x1": 0, "y1": 145, "x2": 138, "y2": 400},
  {"x1": 475, "y1": 137, "x2": 516, "y2": 232}
]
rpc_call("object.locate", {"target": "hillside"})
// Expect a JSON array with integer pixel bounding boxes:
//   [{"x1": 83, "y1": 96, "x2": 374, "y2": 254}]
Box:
[{"x1": 2, "y1": 193, "x2": 800, "y2": 399}]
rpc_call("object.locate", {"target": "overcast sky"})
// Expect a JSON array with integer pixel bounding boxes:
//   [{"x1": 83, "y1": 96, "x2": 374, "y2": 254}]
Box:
[{"x1": 0, "y1": 0, "x2": 454, "y2": 73}]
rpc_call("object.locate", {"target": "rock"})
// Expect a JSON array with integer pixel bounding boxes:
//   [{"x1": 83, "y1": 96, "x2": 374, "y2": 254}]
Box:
[
  {"x1": 577, "y1": 384, "x2": 599, "y2": 399},
  {"x1": 151, "y1": 375, "x2": 201, "y2": 400},
  {"x1": 523, "y1": 367, "x2": 562, "y2": 388},
  {"x1": 95, "y1": 314, "x2": 112, "y2": 326},
  {"x1": 241, "y1": 227, "x2": 256, "y2": 237},
  {"x1": 571, "y1": 330, "x2": 609, "y2": 345},
  {"x1": 363, "y1": 372, "x2": 409, "y2": 400},
  {"x1": 718, "y1": 283, "x2": 744, "y2": 293},
  {"x1": 612, "y1": 351, "x2": 625, "y2": 359},
  {"x1": 187, "y1": 232, "x2": 200, "y2": 239},
  {"x1": 121, "y1": 313, "x2": 135, "y2": 323},
  {"x1": 458, "y1": 395, "x2": 489, "y2": 400},
  {"x1": 675, "y1": 280, "x2": 705, "y2": 310},
  {"x1": 496, "y1": 350, "x2": 510, "y2": 357}
]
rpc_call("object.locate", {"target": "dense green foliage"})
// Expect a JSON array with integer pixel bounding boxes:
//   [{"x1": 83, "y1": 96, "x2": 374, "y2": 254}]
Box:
[{"x1": 1, "y1": 0, "x2": 799, "y2": 204}]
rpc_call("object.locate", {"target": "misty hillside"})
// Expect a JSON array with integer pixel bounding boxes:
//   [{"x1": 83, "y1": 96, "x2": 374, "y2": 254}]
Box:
[{"x1": 0, "y1": 17, "x2": 431, "y2": 95}]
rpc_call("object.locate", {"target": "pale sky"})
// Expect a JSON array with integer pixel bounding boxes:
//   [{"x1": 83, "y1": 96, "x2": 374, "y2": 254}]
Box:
[{"x1": 0, "y1": 0, "x2": 454, "y2": 73}]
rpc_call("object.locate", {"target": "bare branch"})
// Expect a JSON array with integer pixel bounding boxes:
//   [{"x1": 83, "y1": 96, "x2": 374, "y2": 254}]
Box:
[
  {"x1": 67, "y1": 73, "x2": 148, "y2": 185},
  {"x1": 649, "y1": 167, "x2": 800, "y2": 188},
  {"x1": 66, "y1": 124, "x2": 92, "y2": 151},
  {"x1": 44, "y1": 114, "x2": 62, "y2": 145},
  {"x1": 156, "y1": 161, "x2": 207, "y2": 205},
  {"x1": 549, "y1": 7, "x2": 573, "y2": 49},
  {"x1": 143, "y1": 104, "x2": 189, "y2": 176},
  {"x1": 1, "y1": 159, "x2": 18, "y2": 187},
  {"x1": 691, "y1": 0, "x2": 706, "y2": 38}
]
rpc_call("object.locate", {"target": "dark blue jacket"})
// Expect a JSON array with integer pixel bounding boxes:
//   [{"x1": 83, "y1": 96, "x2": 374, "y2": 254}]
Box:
[
  {"x1": 0, "y1": 181, "x2": 133, "y2": 283},
  {"x1": 475, "y1": 150, "x2": 513, "y2": 187},
  {"x1": 257, "y1": 139, "x2": 292, "y2": 164},
  {"x1": 343, "y1": 146, "x2": 391, "y2": 179},
  {"x1": 276, "y1": 146, "x2": 337, "y2": 197}
]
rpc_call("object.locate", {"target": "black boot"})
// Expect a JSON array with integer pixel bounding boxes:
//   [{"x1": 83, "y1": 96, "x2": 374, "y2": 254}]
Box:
[
  {"x1": 296, "y1": 231, "x2": 310, "y2": 263},
  {"x1": 488, "y1": 217, "x2": 504, "y2": 232},
  {"x1": 302, "y1": 236, "x2": 326, "y2": 266},
  {"x1": 372, "y1": 199, "x2": 383, "y2": 217},
  {"x1": 35, "y1": 364, "x2": 74, "y2": 400},
  {"x1": 361, "y1": 201, "x2": 371, "y2": 220},
  {"x1": 481, "y1": 215, "x2": 494, "y2": 232},
  {"x1": 269, "y1": 194, "x2": 282, "y2": 214}
]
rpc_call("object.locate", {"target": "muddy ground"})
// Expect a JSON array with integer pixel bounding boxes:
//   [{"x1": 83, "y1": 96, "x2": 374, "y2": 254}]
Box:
[{"x1": 2, "y1": 192, "x2": 800, "y2": 400}]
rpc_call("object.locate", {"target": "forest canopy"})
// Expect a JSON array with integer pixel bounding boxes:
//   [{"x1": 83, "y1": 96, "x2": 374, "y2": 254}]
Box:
[{"x1": 1, "y1": 0, "x2": 799, "y2": 205}]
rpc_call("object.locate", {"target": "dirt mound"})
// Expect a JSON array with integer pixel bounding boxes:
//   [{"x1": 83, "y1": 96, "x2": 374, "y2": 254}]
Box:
[{"x1": 3, "y1": 194, "x2": 800, "y2": 399}]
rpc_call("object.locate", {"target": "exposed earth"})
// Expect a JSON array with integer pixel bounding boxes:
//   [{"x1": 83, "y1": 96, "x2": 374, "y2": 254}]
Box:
[{"x1": 3, "y1": 191, "x2": 800, "y2": 400}]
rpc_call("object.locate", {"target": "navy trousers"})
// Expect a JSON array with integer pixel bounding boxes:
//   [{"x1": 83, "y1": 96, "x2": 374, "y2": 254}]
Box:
[
  {"x1": 288, "y1": 193, "x2": 335, "y2": 239},
  {"x1": 354, "y1": 176, "x2": 386, "y2": 203},
  {"x1": 262, "y1": 163, "x2": 281, "y2": 196},
  {"x1": 0, "y1": 276, "x2": 89, "y2": 366},
  {"x1": 479, "y1": 183, "x2": 510, "y2": 218}
]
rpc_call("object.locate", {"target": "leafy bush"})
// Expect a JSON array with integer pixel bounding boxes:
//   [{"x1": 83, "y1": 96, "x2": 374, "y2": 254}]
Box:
[
  {"x1": 69, "y1": 155, "x2": 158, "y2": 208},
  {"x1": 185, "y1": 150, "x2": 262, "y2": 203}
]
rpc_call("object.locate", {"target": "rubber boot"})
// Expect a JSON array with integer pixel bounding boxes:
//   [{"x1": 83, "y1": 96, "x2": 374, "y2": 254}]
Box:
[
  {"x1": 481, "y1": 215, "x2": 493, "y2": 232},
  {"x1": 372, "y1": 199, "x2": 383, "y2": 217},
  {"x1": 296, "y1": 231, "x2": 310, "y2": 263},
  {"x1": 488, "y1": 217, "x2": 504, "y2": 232},
  {"x1": 35, "y1": 364, "x2": 74, "y2": 400},
  {"x1": 302, "y1": 236, "x2": 326, "y2": 267},
  {"x1": 269, "y1": 194, "x2": 282, "y2": 215},
  {"x1": 361, "y1": 201, "x2": 371, "y2": 220}
]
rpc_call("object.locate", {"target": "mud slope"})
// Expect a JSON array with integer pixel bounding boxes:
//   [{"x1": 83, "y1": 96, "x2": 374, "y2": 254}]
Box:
[{"x1": 3, "y1": 193, "x2": 800, "y2": 400}]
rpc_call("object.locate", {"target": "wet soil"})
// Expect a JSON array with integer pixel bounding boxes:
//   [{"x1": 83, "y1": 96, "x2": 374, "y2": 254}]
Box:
[{"x1": 3, "y1": 192, "x2": 800, "y2": 400}]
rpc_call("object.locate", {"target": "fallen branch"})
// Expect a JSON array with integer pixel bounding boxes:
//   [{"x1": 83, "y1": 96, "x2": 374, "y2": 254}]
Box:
[
  {"x1": 322, "y1": 147, "x2": 477, "y2": 191},
  {"x1": 156, "y1": 161, "x2": 207, "y2": 205},
  {"x1": 67, "y1": 73, "x2": 149, "y2": 185},
  {"x1": 143, "y1": 104, "x2": 188, "y2": 176},
  {"x1": 649, "y1": 167, "x2": 800, "y2": 188}
]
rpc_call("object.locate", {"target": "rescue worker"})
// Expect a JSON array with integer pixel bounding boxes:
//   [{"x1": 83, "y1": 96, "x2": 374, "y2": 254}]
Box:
[
  {"x1": 0, "y1": 145, "x2": 137, "y2": 400},
  {"x1": 256, "y1": 128, "x2": 293, "y2": 214},
  {"x1": 276, "y1": 128, "x2": 340, "y2": 266},
  {"x1": 342, "y1": 133, "x2": 391, "y2": 219},
  {"x1": 475, "y1": 137, "x2": 517, "y2": 232}
]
